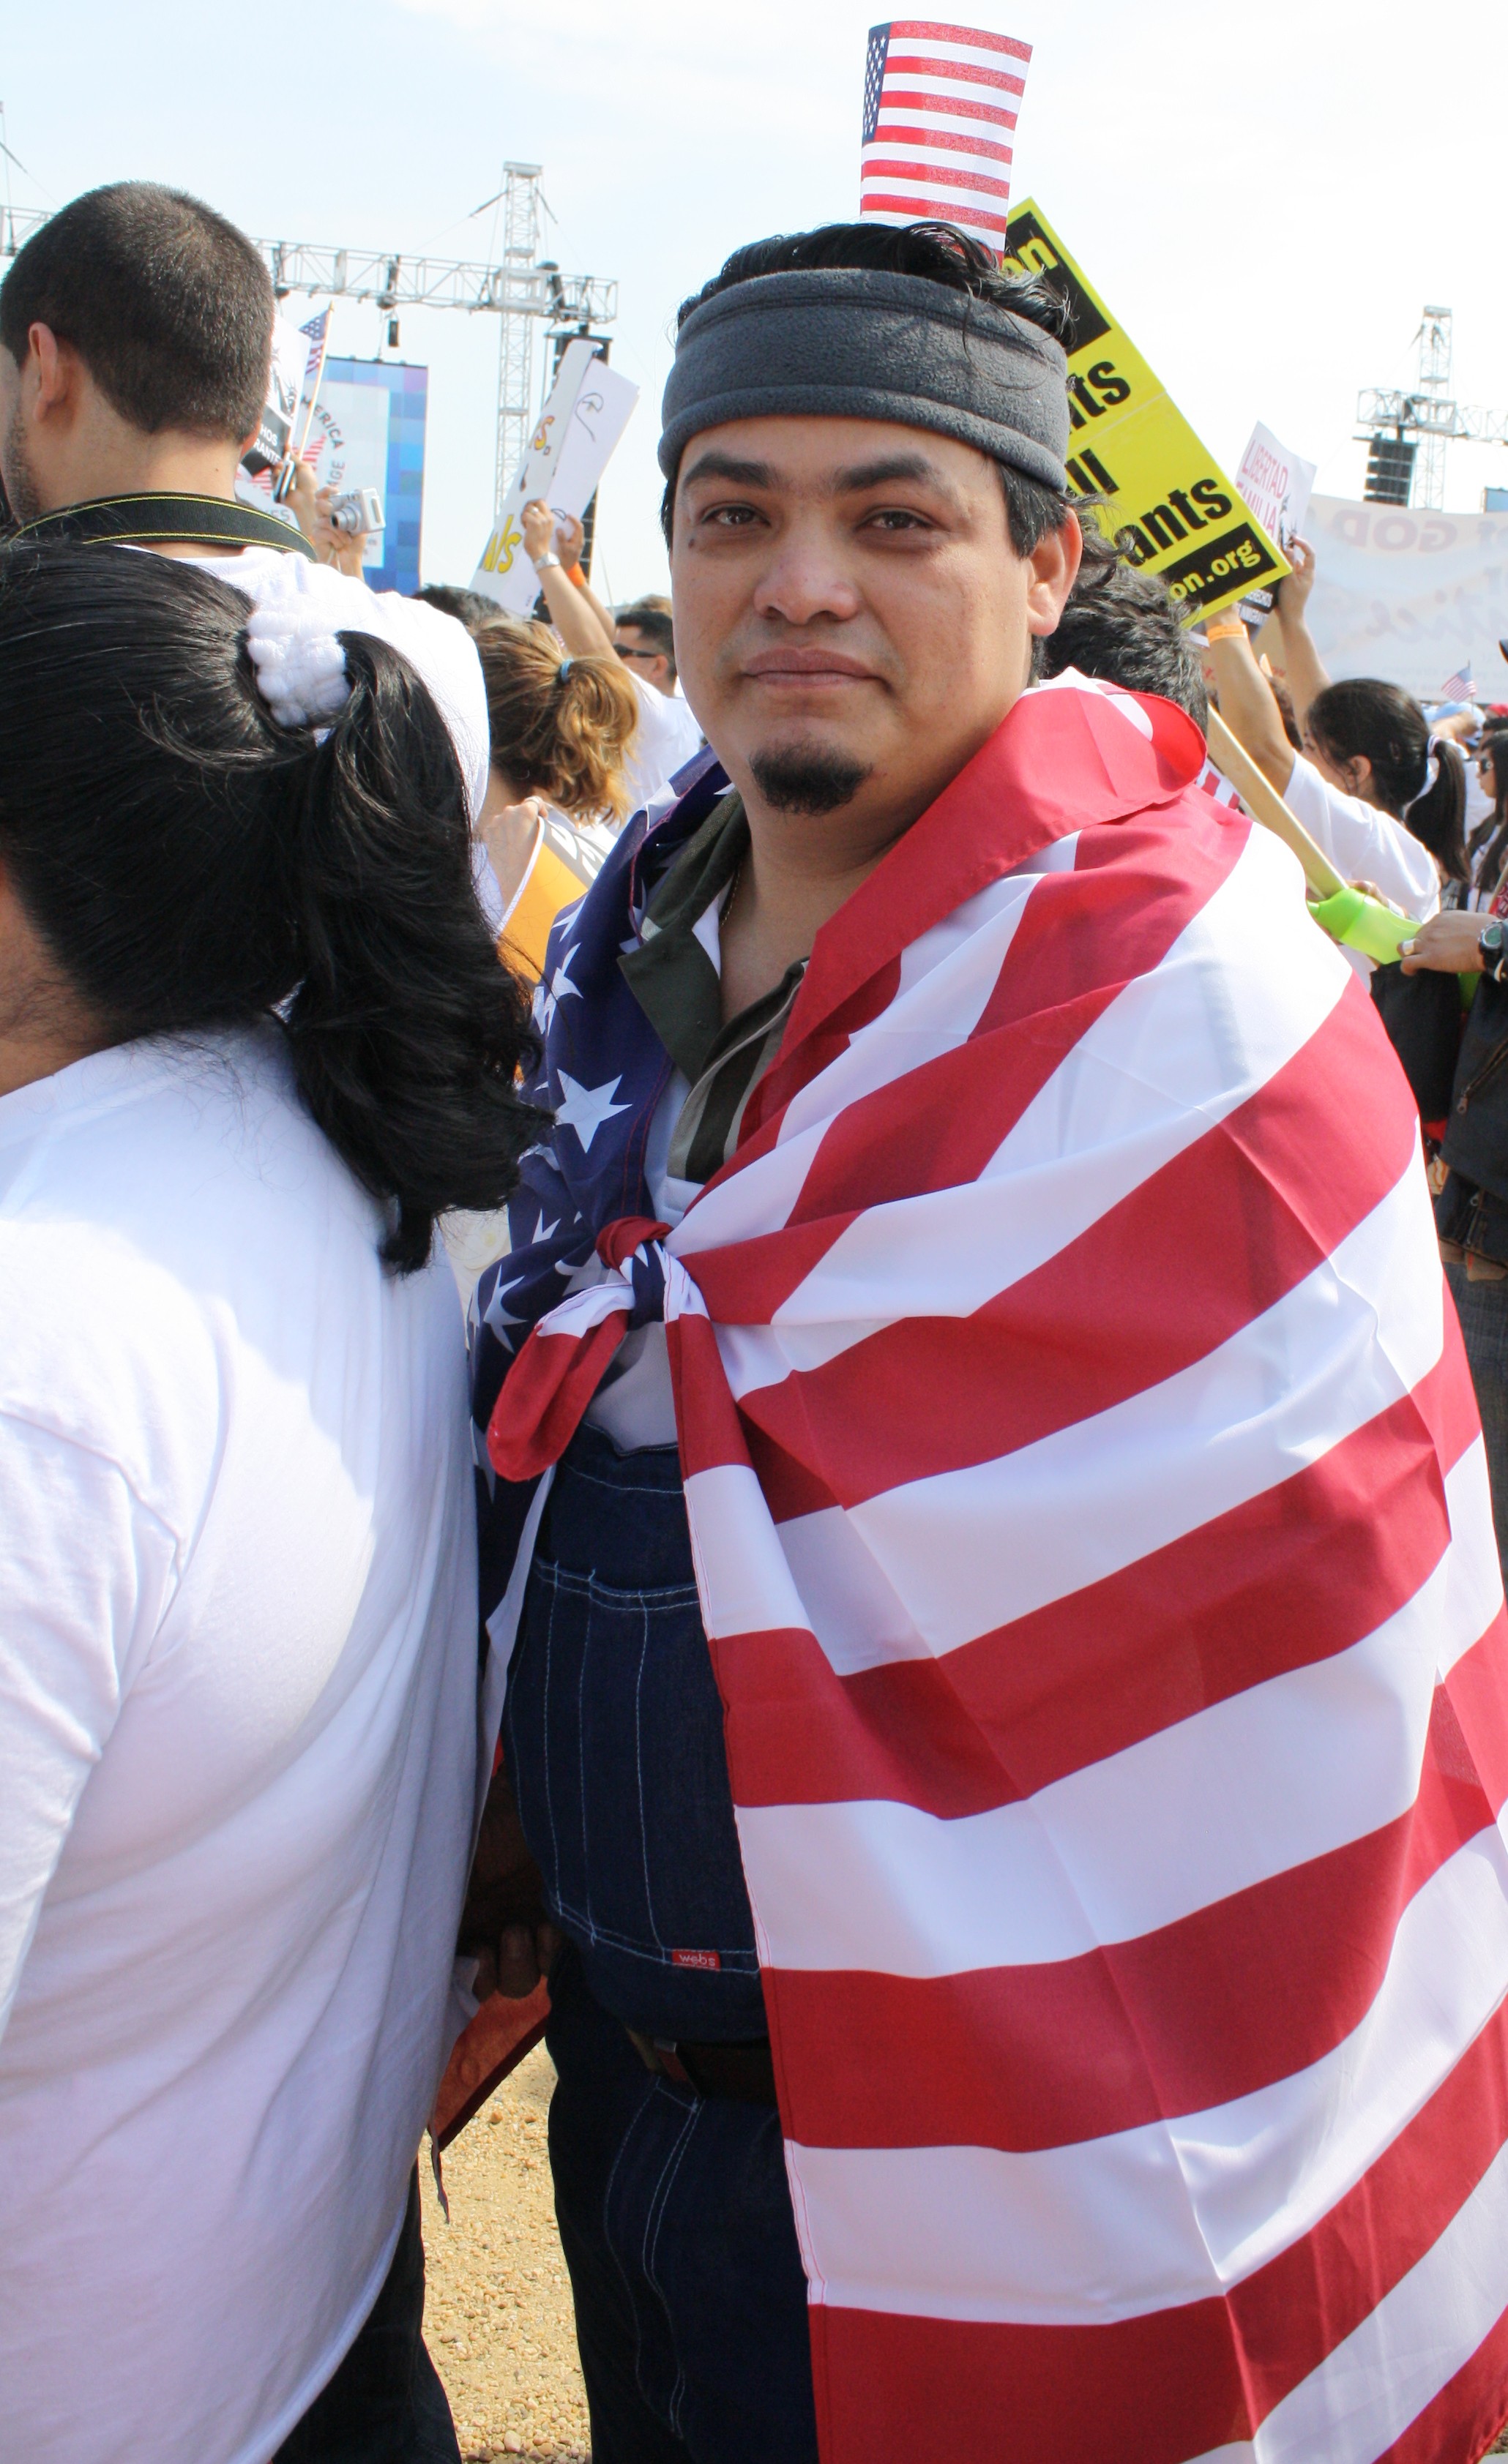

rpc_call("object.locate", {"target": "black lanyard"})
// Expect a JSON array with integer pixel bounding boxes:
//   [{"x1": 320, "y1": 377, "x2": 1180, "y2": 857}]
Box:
[{"x1": 10, "y1": 493, "x2": 317, "y2": 558}]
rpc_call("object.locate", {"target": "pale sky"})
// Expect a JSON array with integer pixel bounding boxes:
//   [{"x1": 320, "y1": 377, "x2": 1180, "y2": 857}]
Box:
[{"x1": 5, "y1": 0, "x2": 1507, "y2": 600}]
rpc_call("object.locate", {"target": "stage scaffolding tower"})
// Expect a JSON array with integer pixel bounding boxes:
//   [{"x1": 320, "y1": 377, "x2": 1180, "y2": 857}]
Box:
[
  {"x1": 494, "y1": 164, "x2": 544, "y2": 513},
  {"x1": 1357, "y1": 305, "x2": 1508, "y2": 512}
]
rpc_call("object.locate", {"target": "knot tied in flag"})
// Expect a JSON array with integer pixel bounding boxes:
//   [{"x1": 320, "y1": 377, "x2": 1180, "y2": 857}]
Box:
[{"x1": 486, "y1": 1216, "x2": 675, "y2": 1481}]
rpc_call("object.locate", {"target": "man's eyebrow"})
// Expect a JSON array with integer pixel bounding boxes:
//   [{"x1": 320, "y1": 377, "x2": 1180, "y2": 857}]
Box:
[
  {"x1": 828, "y1": 452, "x2": 953, "y2": 495},
  {"x1": 679, "y1": 450, "x2": 779, "y2": 491},
  {"x1": 679, "y1": 447, "x2": 960, "y2": 500}
]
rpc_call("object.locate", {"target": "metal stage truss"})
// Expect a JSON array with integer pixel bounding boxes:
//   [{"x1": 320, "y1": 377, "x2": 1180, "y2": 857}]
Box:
[
  {"x1": 0, "y1": 171, "x2": 618, "y2": 520},
  {"x1": 1357, "y1": 306, "x2": 1508, "y2": 512}
]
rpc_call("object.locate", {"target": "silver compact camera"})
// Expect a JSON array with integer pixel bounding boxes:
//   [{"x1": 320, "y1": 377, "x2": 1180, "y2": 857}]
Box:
[{"x1": 328, "y1": 487, "x2": 384, "y2": 535}]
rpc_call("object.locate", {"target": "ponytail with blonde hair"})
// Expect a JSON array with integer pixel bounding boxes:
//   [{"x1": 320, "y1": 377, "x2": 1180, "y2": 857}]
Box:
[{"x1": 475, "y1": 619, "x2": 639, "y2": 820}]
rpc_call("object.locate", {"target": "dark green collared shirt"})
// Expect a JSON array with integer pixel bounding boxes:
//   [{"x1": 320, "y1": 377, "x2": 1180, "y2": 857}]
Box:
[{"x1": 619, "y1": 792, "x2": 807, "y2": 1188}]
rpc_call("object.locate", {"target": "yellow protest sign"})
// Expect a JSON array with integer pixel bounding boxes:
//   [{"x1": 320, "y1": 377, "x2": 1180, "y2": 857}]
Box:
[{"x1": 1001, "y1": 202, "x2": 1288, "y2": 621}]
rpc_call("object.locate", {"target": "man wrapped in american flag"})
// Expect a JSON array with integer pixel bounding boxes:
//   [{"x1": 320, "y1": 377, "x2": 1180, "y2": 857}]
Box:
[{"x1": 466, "y1": 217, "x2": 1508, "y2": 2464}]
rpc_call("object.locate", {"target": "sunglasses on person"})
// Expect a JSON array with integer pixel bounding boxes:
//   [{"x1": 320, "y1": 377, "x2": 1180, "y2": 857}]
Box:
[{"x1": 613, "y1": 640, "x2": 663, "y2": 662}]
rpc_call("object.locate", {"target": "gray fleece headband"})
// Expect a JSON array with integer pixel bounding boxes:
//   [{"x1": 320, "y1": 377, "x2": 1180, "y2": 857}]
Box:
[{"x1": 659, "y1": 266, "x2": 1070, "y2": 493}]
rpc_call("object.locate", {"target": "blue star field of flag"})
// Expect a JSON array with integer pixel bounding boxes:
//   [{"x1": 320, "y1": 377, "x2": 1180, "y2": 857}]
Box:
[
  {"x1": 469, "y1": 747, "x2": 730, "y2": 1618},
  {"x1": 862, "y1": 23, "x2": 891, "y2": 142}
]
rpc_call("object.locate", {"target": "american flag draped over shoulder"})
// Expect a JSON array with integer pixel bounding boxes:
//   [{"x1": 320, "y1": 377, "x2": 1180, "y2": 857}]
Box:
[
  {"x1": 859, "y1": 18, "x2": 1030, "y2": 253},
  {"x1": 474, "y1": 675, "x2": 1508, "y2": 2463}
]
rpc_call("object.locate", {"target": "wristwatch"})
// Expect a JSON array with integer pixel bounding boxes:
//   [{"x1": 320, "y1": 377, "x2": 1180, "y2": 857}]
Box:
[
  {"x1": 531, "y1": 550, "x2": 561, "y2": 572},
  {"x1": 1479, "y1": 919, "x2": 1508, "y2": 981}
]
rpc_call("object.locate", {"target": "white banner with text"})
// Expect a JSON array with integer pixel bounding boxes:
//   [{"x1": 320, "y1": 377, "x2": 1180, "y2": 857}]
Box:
[{"x1": 1301, "y1": 493, "x2": 1508, "y2": 703}]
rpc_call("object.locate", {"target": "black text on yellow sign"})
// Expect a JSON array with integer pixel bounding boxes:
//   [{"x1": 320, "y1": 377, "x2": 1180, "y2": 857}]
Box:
[{"x1": 1001, "y1": 202, "x2": 1288, "y2": 622}]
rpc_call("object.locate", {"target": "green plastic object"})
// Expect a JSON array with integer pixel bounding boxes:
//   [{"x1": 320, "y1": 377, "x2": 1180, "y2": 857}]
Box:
[{"x1": 1310, "y1": 883, "x2": 1416, "y2": 966}]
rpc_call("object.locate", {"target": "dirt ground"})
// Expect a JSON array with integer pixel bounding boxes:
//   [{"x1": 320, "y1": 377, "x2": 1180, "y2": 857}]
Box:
[
  {"x1": 423, "y1": 2053, "x2": 1508, "y2": 2464},
  {"x1": 419, "y1": 2044, "x2": 590, "y2": 2463}
]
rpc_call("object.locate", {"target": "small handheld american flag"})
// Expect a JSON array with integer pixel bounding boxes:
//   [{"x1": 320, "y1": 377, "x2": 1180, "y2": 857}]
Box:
[
  {"x1": 859, "y1": 18, "x2": 1031, "y2": 258},
  {"x1": 1439, "y1": 660, "x2": 1475, "y2": 703},
  {"x1": 299, "y1": 306, "x2": 332, "y2": 393},
  {"x1": 275, "y1": 306, "x2": 334, "y2": 499}
]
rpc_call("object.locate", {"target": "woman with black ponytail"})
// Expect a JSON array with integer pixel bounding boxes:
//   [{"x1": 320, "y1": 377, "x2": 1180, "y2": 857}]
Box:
[
  {"x1": 1305, "y1": 676, "x2": 1471, "y2": 890},
  {"x1": 0, "y1": 542, "x2": 539, "y2": 2464}
]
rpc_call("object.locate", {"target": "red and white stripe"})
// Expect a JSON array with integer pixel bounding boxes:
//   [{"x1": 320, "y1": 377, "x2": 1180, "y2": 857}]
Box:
[
  {"x1": 859, "y1": 19, "x2": 1031, "y2": 252},
  {"x1": 490, "y1": 675, "x2": 1508, "y2": 2461},
  {"x1": 1197, "y1": 752, "x2": 1244, "y2": 810}
]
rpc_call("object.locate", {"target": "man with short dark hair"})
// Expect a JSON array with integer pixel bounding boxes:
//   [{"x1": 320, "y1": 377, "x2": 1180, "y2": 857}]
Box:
[
  {"x1": 411, "y1": 582, "x2": 503, "y2": 632},
  {"x1": 0, "y1": 182, "x2": 280, "y2": 538},
  {"x1": 0, "y1": 181, "x2": 488, "y2": 823},
  {"x1": 1039, "y1": 543, "x2": 1209, "y2": 722},
  {"x1": 612, "y1": 594, "x2": 678, "y2": 695},
  {"x1": 469, "y1": 217, "x2": 1506, "y2": 2464}
]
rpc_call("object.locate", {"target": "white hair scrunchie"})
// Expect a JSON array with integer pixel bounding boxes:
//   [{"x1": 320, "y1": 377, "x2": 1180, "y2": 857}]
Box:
[
  {"x1": 1413, "y1": 735, "x2": 1443, "y2": 806},
  {"x1": 243, "y1": 557, "x2": 361, "y2": 729}
]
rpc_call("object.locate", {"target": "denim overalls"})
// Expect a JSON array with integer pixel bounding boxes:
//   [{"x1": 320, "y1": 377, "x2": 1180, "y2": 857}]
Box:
[{"x1": 504, "y1": 1423, "x2": 818, "y2": 2464}]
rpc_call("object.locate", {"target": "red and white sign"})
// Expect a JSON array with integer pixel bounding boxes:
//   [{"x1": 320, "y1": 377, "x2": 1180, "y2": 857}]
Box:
[{"x1": 1236, "y1": 420, "x2": 1318, "y2": 550}]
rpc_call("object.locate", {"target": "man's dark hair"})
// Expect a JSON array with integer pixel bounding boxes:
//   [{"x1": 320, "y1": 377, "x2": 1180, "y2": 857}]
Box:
[
  {"x1": 0, "y1": 184, "x2": 274, "y2": 441},
  {"x1": 411, "y1": 583, "x2": 501, "y2": 633},
  {"x1": 659, "y1": 220, "x2": 1073, "y2": 555},
  {"x1": 1039, "y1": 540, "x2": 1209, "y2": 725},
  {"x1": 615, "y1": 597, "x2": 676, "y2": 670}
]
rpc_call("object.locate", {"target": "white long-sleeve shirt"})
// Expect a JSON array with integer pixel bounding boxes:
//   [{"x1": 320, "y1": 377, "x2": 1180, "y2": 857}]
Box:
[{"x1": 0, "y1": 1028, "x2": 477, "y2": 2464}]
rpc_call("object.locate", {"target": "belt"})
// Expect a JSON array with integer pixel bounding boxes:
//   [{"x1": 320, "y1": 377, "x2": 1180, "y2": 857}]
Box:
[
  {"x1": 626, "y1": 2027, "x2": 777, "y2": 2105},
  {"x1": 1440, "y1": 1237, "x2": 1508, "y2": 1282}
]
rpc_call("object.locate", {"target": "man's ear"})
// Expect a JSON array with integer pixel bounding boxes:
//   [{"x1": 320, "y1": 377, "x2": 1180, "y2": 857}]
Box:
[
  {"x1": 25, "y1": 325, "x2": 78, "y2": 423},
  {"x1": 1024, "y1": 509, "x2": 1084, "y2": 640}
]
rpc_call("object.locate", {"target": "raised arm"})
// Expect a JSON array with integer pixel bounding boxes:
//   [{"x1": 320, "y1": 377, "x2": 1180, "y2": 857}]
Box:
[
  {"x1": 1272, "y1": 538, "x2": 1330, "y2": 730},
  {"x1": 521, "y1": 501, "x2": 616, "y2": 659},
  {"x1": 552, "y1": 512, "x2": 620, "y2": 646},
  {"x1": 1202, "y1": 614, "x2": 1298, "y2": 794}
]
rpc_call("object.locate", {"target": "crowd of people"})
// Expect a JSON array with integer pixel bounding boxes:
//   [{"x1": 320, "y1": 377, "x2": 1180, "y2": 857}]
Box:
[{"x1": 6, "y1": 178, "x2": 1508, "y2": 2464}]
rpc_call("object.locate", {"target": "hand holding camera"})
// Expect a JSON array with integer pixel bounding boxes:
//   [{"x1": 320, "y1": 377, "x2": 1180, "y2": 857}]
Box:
[
  {"x1": 328, "y1": 487, "x2": 384, "y2": 536},
  {"x1": 285, "y1": 459, "x2": 385, "y2": 574}
]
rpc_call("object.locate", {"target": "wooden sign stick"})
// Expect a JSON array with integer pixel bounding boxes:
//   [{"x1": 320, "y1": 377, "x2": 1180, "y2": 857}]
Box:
[{"x1": 1204, "y1": 706, "x2": 1348, "y2": 902}]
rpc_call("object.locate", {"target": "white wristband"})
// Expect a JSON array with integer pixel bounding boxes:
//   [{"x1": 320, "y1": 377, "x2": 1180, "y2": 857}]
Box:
[{"x1": 531, "y1": 551, "x2": 561, "y2": 572}]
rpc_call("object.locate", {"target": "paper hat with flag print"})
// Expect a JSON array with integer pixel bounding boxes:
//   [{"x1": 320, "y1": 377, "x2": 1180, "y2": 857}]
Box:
[{"x1": 859, "y1": 18, "x2": 1031, "y2": 258}]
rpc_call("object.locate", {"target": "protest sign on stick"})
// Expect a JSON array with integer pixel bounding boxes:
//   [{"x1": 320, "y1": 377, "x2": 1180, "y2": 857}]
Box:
[
  {"x1": 548, "y1": 361, "x2": 638, "y2": 527},
  {"x1": 471, "y1": 340, "x2": 640, "y2": 615},
  {"x1": 1001, "y1": 203, "x2": 1288, "y2": 621},
  {"x1": 240, "y1": 314, "x2": 310, "y2": 479},
  {"x1": 1235, "y1": 421, "x2": 1317, "y2": 552}
]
